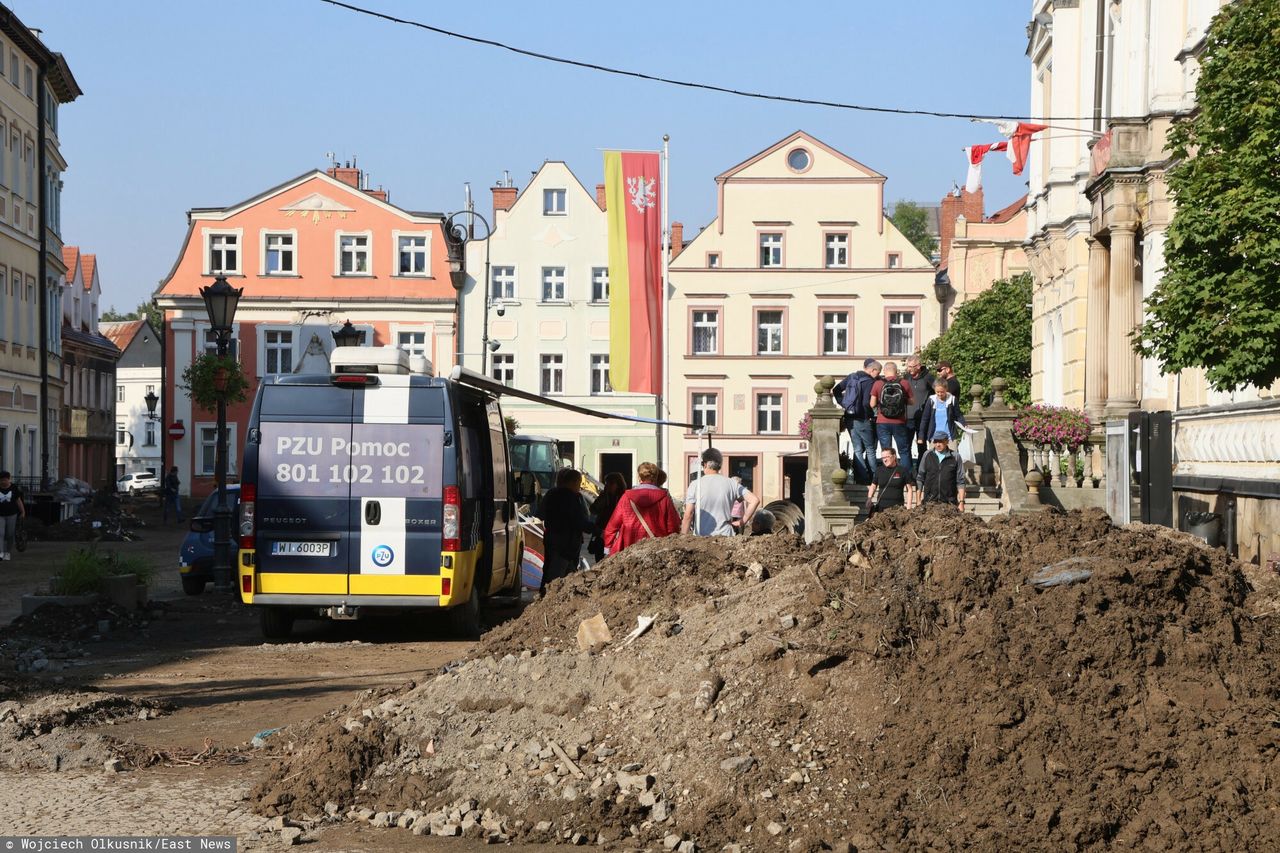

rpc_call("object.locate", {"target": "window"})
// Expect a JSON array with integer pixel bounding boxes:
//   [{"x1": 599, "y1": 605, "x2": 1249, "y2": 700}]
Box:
[
  {"x1": 759, "y1": 233, "x2": 782, "y2": 268},
  {"x1": 590, "y1": 354, "x2": 612, "y2": 394},
  {"x1": 143, "y1": 421, "x2": 157, "y2": 447},
  {"x1": 887, "y1": 253, "x2": 902, "y2": 269},
  {"x1": 339, "y1": 234, "x2": 370, "y2": 274},
  {"x1": 825, "y1": 233, "x2": 848, "y2": 268},
  {"x1": 116, "y1": 384, "x2": 125, "y2": 403},
  {"x1": 888, "y1": 310, "x2": 915, "y2": 356},
  {"x1": 822, "y1": 310, "x2": 849, "y2": 355},
  {"x1": 491, "y1": 353, "x2": 515, "y2": 386},
  {"x1": 116, "y1": 423, "x2": 126, "y2": 446},
  {"x1": 591, "y1": 267, "x2": 609, "y2": 303},
  {"x1": 203, "y1": 329, "x2": 240, "y2": 360},
  {"x1": 786, "y1": 148, "x2": 811, "y2": 172},
  {"x1": 692, "y1": 393, "x2": 718, "y2": 430},
  {"x1": 540, "y1": 354, "x2": 564, "y2": 395},
  {"x1": 263, "y1": 330, "x2": 293, "y2": 375},
  {"x1": 264, "y1": 232, "x2": 295, "y2": 275},
  {"x1": 491, "y1": 266, "x2": 515, "y2": 300},
  {"x1": 9, "y1": 52, "x2": 16, "y2": 87},
  {"x1": 397, "y1": 234, "x2": 428, "y2": 275},
  {"x1": 22, "y1": 64, "x2": 31, "y2": 99},
  {"x1": 146, "y1": 384, "x2": 155, "y2": 395},
  {"x1": 543, "y1": 188, "x2": 566, "y2": 215},
  {"x1": 756, "y1": 310, "x2": 783, "y2": 355},
  {"x1": 540, "y1": 267, "x2": 565, "y2": 302},
  {"x1": 207, "y1": 232, "x2": 239, "y2": 274},
  {"x1": 692, "y1": 310, "x2": 718, "y2": 355},
  {"x1": 397, "y1": 331, "x2": 427, "y2": 358},
  {"x1": 756, "y1": 393, "x2": 783, "y2": 434},
  {"x1": 199, "y1": 425, "x2": 237, "y2": 476},
  {"x1": 707, "y1": 253, "x2": 720, "y2": 269}
]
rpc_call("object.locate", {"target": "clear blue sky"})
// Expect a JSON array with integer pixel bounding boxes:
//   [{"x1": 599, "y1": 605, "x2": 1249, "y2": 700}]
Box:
[{"x1": 23, "y1": 0, "x2": 1032, "y2": 313}]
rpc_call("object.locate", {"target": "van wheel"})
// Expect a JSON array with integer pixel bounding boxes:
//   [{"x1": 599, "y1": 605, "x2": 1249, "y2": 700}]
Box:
[
  {"x1": 181, "y1": 575, "x2": 205, "y2": 596},
  {"x1": 445, "y1": 582, "x2": 481, "y2": 639},
  {"x1": 260, "y1": 607, "x2": 295, "y2": 640}
]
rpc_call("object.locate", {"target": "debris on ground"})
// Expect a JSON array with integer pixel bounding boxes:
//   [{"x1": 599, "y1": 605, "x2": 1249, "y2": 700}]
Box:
[
  {"x1": 0, "y1": 687, "x2": 173, "y2": 771},
  {"x1": 250, "y1": 507, "x2": 1280, "y2": 849}
]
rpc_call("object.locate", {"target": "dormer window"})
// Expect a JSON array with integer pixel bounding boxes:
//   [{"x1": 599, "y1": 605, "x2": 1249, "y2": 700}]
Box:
[
  {"x1": 205, "y1": 230, "x2": 242, "y2": 275},
  {"x1": 543, "y1": 188, "x2": 567, "y2": 216}
]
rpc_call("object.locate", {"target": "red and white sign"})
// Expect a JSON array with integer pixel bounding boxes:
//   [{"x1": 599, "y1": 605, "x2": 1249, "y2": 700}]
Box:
[{"x1": 168, "y1": 422, "x2": 186, "y2": 440}]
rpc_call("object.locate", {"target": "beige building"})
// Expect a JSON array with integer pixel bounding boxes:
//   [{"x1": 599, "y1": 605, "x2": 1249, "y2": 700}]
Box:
[
  {"x1": 460, "y1": 162, "x2": 658, "y2": 482},
  {"x1": 0, "y1": 6, "x2": 79, "y2": 488},
  {"x1": 1027, "y1": 0, "x2": 1278, "y2": 562},
  {"x1": 935, "y1": 188, "x2": 1029, "y2": 325},
  {"x1": 665, "y1": 131, "x2": 937, "y2": 503}
]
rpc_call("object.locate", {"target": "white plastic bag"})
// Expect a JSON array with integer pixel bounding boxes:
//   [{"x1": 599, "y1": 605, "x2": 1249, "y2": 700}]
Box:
[{"x1": 957, "y1": 432, "x2": 976, "y2": 464}]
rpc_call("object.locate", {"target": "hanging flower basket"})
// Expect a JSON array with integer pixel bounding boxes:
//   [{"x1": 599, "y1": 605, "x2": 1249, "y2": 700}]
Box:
[{"x1": 181, "y1": 353, "x2": 250, "y2": 411}]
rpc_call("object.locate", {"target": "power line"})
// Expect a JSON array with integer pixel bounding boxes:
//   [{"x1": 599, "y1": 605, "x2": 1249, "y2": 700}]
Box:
[{"x1": 317, "y1": 0, "x2": 1127, "y2": 126}]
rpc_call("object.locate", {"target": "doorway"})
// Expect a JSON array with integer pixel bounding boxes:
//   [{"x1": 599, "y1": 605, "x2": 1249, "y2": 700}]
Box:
[
  {"x1": 599, "y1": 452, "x2": 634, "y2": 488},
  {"x1": 727, "y1": 455, "x2": 759, "y2": 494},
  {"x1": 782, "y1": 456, "x2": 807, "y2": 510}
]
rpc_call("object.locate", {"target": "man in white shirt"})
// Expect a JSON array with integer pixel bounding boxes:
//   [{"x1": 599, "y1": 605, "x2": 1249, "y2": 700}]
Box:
[{"x1": 681, "y1": 448, "x2": 760, "y2": 536}]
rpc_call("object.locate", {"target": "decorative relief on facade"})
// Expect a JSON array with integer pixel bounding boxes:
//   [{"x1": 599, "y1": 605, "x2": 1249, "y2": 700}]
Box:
[{"x1": 1174, "y1": 414, "x2": 1280, "y2": 465}]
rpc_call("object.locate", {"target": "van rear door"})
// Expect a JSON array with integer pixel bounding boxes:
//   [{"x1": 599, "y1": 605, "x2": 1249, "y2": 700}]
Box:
[
  {"x1": 346, "y1": 379, "x2": 447, "y2": 598},
  {"x1": 254, "y1": 384, "x2": 356, "y2": 595}
]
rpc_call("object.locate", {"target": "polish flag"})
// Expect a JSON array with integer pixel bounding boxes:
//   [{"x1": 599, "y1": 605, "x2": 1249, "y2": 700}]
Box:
[{"x1": 964, "y1": 141, "x2": 1008, "y2": 192}]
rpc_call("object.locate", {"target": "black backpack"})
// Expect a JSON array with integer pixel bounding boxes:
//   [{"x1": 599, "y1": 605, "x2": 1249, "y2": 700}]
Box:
[
  {"x1": 840, "y1": 373, "x2": 870, "y2": 420},
  {"x1": 878, "y1": 381, "x2": 906, "y2": 419}
]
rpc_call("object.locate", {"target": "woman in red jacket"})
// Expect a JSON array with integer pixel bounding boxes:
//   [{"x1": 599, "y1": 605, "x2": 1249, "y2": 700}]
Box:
[{"x1": 603, "y1": 462, "x2": 680, "y2": 555}]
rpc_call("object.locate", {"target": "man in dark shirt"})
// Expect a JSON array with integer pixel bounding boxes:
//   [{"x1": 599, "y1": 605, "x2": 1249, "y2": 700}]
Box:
[
  {"x1": 916, "y1": 432, "x2": 967, "y2": 510},
  {"x1": 537, "y1": 468, "x2": 597, "y2": 594},
  {"x1": 866, "y1": 448, "x2": 909, "y2": 515},
  {"x1": 936, "y1": 361, "x2": 962, "y2": 400}
]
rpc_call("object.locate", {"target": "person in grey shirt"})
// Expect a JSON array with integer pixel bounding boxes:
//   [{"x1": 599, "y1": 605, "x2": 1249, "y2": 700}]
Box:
[{"x1": 681, "y1": 448, "x2": 760, "y2": 536}]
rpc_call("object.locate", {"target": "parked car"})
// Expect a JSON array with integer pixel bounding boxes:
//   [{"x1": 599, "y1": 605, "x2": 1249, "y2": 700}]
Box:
[
  {"x1": 178, "y1": 485, "x2": 241, "y2": 595},
  {"x1": 118, "y1": 472, "x2": 161, "y2": 494}
]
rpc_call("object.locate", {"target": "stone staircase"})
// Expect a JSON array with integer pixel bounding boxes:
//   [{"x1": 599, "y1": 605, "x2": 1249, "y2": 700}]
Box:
[{"x1": 838, "y1": 482, "x2": 1004, "y2": 521}]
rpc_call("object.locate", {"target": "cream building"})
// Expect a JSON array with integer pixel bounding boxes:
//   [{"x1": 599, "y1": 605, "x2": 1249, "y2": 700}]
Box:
[
  {"x1": 666, "y1": 131, "x2": 937, "y2": 504},
  {"x1": 460, "y1": 162, "x2": 658, "y2": 483},
  {"x1": 1027, "y1": 0, "x2": 1278, "y2": 562},
  {"x1": 0, "y1": 7, "x2": 78, "y2": 488}
]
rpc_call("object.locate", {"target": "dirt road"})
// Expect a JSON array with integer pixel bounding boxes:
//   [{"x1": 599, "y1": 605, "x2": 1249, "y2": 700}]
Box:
[{"x1": 0, "y1": 498, "x2": 498, "y2": 848}]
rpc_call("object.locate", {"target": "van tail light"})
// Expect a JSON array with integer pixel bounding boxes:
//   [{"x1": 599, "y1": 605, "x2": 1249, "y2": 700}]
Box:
[
  {"x1": 239, "y1": 482, "x2": 256, "y2": 550},
  {"x1": 441, "y1": 577, "x2": 452, "y2": 598},
  {"x1": 442, "y1": 485, "x2": 460, "y2": 552}
]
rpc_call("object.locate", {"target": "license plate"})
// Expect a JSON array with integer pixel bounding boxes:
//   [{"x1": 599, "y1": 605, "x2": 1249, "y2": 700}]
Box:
[{"x1": 271, "y1": 541, "x2": 333, "y2": 557}]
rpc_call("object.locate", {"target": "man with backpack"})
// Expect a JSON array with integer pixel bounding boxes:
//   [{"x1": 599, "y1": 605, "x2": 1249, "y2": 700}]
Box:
[
  {"x1": 870, "y1": 361, "x2": 916, "y2": 500},
  {"x1": 832, "y1": 359, "x2": 880, "y2": 485}
]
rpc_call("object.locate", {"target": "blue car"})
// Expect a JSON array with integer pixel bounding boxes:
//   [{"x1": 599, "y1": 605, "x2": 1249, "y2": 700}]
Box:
[{"x1": 179, "y1": 485, "x2": 241, "y2": 595}]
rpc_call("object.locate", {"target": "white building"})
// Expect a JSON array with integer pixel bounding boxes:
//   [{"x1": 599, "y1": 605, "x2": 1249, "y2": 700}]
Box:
[
  {"x1": 101, "y1": 319, "x2": 162, "y2": 478},
  {"x1": 460, "y1": 162, "x2": 658, "y2": 484}
]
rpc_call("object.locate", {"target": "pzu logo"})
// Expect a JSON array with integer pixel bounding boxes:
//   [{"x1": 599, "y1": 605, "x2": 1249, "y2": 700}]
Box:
[{"x1": 372, "y1": 545, "x2": 394, "y2": 567}]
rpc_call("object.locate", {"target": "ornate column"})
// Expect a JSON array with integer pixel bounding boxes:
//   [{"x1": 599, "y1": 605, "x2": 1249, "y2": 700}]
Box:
[
  {"x1": 1105, "y1": 224, "x2": 1139, "y2": 418},
  {"x1": 1084, "y1": 237, "x2": 1110, "y2": 424}
]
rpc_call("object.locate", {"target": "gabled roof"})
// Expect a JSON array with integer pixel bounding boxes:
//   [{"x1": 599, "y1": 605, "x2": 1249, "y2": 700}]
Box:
[
  {"x1": 188, "y1": 169, "x2": 443, "y2": 223},
  {"x1": 506, "y1": 160, "x2": 600, "y2": 218},
  {"x1": 81, "y1": 254, "x2": 97, "y2": 290},
  {"x1": 99, "y1": 320, "x2": 144, "y2": 352},
  {"x1": 61, "y1": 245, "x2": 80, "y2": 274},
  {"x1": 987, "y1": 194, "x2": 1028, "y2": 224},
  {"x1": 716, "y1": 130, "x2": 886, "y2": 182}
]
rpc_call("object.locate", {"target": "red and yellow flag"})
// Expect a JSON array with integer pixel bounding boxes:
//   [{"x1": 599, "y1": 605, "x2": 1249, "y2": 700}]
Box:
[{"x1": 604, "y1": 151, "x2": 662, "y2": 395}]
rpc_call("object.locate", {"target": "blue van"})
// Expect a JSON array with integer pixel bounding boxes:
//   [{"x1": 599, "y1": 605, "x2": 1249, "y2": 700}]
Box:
[
  {"x1": 236, "y1": 348, "x2": 521, "y2": 638},
  {"x1": 178, "y1": 485, "x2": 240, "y2": 595}
]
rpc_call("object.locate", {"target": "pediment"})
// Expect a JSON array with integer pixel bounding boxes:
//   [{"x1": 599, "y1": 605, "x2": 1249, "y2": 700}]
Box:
[{"x1": 280, "y1": 193, "x2": 357, "y2": 213}]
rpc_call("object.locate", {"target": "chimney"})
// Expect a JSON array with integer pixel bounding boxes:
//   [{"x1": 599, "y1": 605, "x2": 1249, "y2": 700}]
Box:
[
  {"x1": 937, "y1": 188, "x2": 984, "y2": 270},
  {"x1": 327, "y1": 161, "x2": 361, "y2": 189},
  {"x1": 365, "y1": 187, "x2": 389, "y2": 203},
  {"x1": 492, "y1": 184, "x2": 518, "y2": 217},
  {"x1": 669, "y1": 221, "x2": 684, "y2": 259},
  {"x1": 596, "y1": 183, "x2": 607, "y2": 211}
]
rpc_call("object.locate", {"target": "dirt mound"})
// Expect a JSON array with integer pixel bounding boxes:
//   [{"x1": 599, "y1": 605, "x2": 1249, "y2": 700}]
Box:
[
  {"x1": 252, "y1": 508, "x2": 1280, "y2": 849},
  {"x1": 0, "y1": 688, "x2": 172, "y2": 771}
]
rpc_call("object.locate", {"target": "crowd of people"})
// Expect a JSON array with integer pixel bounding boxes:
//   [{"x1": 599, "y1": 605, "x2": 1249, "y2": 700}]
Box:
[{"x1": 834, "y1": 356, "x2": 968, "y2": 513}]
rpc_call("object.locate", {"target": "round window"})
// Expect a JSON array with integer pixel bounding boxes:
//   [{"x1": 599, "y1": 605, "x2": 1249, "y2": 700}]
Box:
[{"x1": 787, "y1": 148, "x2": 811, "y2": 172}]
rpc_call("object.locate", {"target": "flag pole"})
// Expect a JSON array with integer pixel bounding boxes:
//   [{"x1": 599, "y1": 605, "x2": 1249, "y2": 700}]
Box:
[{"x1": 659, "y1": 134, "x2": 670, "y2": 474}]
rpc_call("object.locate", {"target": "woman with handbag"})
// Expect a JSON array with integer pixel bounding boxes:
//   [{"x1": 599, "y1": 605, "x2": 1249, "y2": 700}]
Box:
[{"x1": 602, "y1": 462, "x2": 680, "y2": 555}]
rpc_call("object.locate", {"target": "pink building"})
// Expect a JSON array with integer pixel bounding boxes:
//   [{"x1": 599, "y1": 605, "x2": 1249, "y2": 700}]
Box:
[{"x1": 154, "y1": 164, "x2": 456, "y2": 497}]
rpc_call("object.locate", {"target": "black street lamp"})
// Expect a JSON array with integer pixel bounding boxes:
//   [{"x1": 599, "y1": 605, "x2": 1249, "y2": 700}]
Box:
[
  {"x1": 332, "y1": 320, "x2": 361, "y2": 348},
  {"x1": 143, "y1": 389, "x2": 160, "y2": 421},
  {"x1": 199, "y1": 274, "x2": 243, "y2": 595},
  {"x1": 444, "y1": 208, "x2": 494, "y2": 373}
]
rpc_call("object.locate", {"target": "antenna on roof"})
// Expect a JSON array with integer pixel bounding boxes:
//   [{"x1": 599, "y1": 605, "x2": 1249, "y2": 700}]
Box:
[{"x1": 325, "y1": 151, "x2": 338, "y2": 169}]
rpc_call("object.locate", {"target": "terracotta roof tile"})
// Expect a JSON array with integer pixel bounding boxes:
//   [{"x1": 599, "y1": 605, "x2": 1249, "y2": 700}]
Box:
[
  {"x1": 99, "y1": 319, "x2": 143, "y2": 351},
  {"x1": 61, "y1": 245, "x2": 79, "y2": 275},
  {"x1": 81, "y1": 253, "x2": 97, "y2": 289},
  {"x1": 987, "y1": 194, "x2": 1028, "y2": 224}
]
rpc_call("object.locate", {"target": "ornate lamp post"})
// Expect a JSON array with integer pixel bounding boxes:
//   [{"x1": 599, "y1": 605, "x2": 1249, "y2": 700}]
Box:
[
  {"x1": 444, "y1": 208, "x2": 494, "y2": 373},
  {"x1": 332, "y1": 320, "x2": 361, "y2": 348},
  {"x1": 143, "y1": 389, "x2": 160, "y2": 421},
  {"x1": 199, "y1": 275, "x2": 242, "y2": 595}
]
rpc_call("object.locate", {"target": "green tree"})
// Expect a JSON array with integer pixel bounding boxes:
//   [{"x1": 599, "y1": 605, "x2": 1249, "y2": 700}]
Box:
[
  {"x1": 889, "y1": 201, "x2": 938, "y2": 261},
  {"x1": 100, "y1": 300, "x2": 164, "y2": 338},
  {"x1": 1134, "y1": 0, "x2": 1280, "y2": 391},
  {"x1": 920, "y1": 274, "x2": 1032, "y2": 412}
]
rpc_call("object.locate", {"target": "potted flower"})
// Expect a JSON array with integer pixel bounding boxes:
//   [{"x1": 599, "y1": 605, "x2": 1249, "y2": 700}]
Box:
[
  {"x1": 181, "y1": 353, "x2": 250, "y2": 411},
  {"x1": 1012, "y1": 404, "x2": 1092, "y2": 484}
]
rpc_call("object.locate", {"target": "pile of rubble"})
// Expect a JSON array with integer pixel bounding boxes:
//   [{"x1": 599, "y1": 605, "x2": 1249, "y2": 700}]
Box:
[{"x1": 252, "y1": 508, "x2": 1280, "y2": 850}]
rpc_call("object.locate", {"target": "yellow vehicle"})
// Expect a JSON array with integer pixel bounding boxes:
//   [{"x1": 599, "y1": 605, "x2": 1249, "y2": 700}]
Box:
[{"x1": 237, "y1": 348, "x2": 521, "y2": 638}]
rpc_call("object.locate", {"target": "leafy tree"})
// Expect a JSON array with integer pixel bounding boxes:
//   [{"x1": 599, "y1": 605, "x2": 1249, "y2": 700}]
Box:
[
  {"x1": 1134, "y1": 0, "x2": 1280, "y2": 391},
  {"x1": 100, "y1": 301, "x2": 164, "y2": 339},
  {"x1": 889, "y1": 201, "x2": 938, "y2": 261},
  {"x1": 920, "y1": 274, "x2": 1032, "y2": 412}
]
